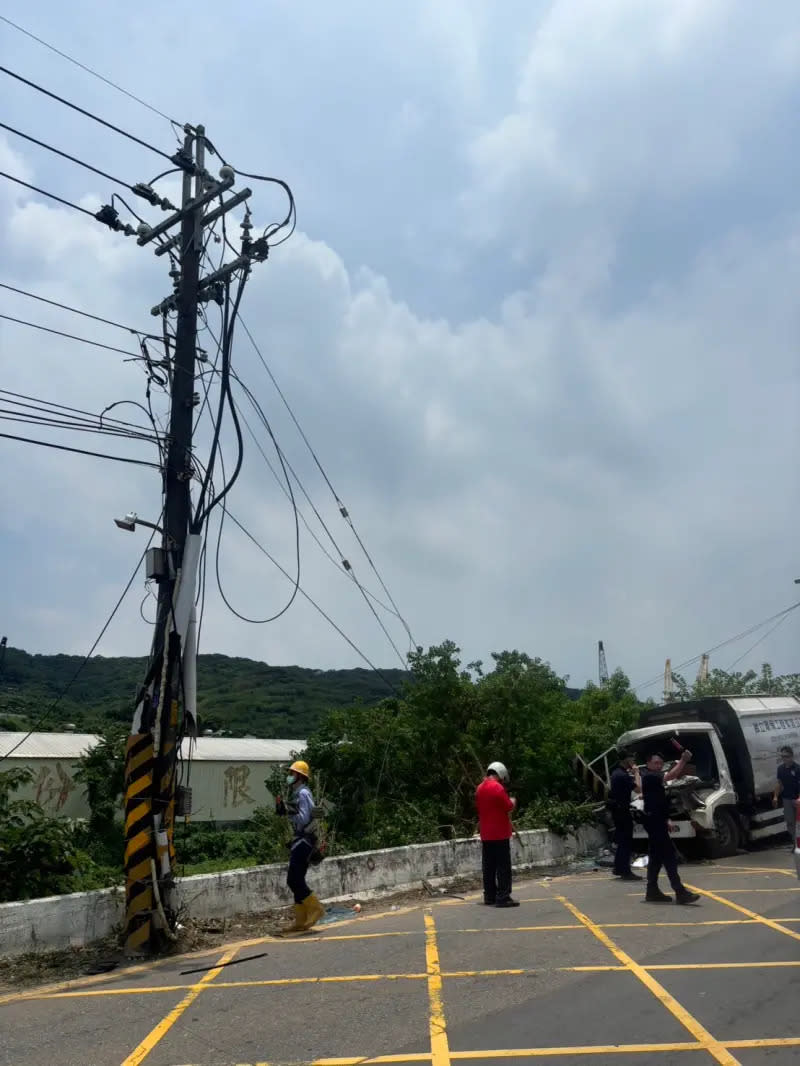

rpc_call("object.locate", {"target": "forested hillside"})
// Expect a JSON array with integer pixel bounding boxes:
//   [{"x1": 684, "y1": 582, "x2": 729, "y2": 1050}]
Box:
[{"x1": 0, "y1": 647, "x2": 411, "y2": 737}]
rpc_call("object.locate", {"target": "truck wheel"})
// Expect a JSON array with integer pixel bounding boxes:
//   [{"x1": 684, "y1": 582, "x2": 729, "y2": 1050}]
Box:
[{"x1": 708, "y1": 810, "x2": 740, "y2": 858}]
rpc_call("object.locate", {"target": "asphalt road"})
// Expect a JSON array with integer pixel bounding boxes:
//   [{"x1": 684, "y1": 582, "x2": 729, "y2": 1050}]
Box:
[{"x1": 2, "y1": 849, "x2": 799, "y2": 1066}]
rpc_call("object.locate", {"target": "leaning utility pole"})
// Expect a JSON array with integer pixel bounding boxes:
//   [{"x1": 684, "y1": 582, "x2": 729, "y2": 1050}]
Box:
[{"x1": 122, "y1": 124, "x2": 253, "y2": 955}]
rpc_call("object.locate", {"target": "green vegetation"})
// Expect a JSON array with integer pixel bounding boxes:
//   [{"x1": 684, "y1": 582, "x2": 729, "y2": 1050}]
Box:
[
  {"x1": 2, "y1": 642, "x2": 797, "y2": 902},
  {"x1": 306, "y1": 642, "x2": 643, "y2": 852},
  {"x1": 0, "y1": 648, "x2": 410, "y2": 737}
]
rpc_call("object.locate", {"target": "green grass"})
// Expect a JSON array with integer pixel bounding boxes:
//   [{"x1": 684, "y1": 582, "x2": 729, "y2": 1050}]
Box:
[{"x1": 178, "y1": 855, "x2": 262, "y2": 877}]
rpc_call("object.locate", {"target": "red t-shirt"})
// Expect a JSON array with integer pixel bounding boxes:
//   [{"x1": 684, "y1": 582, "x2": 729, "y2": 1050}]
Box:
[{"x1": 475, "y1": 776, "x2": 513, "y2": 841}]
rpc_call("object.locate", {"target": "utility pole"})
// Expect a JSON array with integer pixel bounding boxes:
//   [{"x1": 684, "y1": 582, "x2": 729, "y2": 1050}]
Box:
[{"x1": 122, "y1": 124, "x2": 254, "y2": 955}]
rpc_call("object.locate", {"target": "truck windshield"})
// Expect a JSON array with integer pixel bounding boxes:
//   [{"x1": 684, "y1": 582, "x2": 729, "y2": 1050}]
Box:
[{"x1": 629, "y1": 733, "x2": 718, "y2": 784}]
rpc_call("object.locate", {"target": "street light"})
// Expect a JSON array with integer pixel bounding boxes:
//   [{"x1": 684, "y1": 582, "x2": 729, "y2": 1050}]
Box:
[{"x1": 114, "y1": 512, "x2": 164, "y2": 535}]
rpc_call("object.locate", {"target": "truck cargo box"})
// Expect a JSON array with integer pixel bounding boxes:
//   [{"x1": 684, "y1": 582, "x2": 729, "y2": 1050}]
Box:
[{"x1": 639, "y1": 695, "x2": 800, "y2": 805}]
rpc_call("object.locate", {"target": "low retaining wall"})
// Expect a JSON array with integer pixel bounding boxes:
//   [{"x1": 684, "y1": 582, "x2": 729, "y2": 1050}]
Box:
[{"x1": 0, "y1": 825, "x2": 604, "y2": 958}]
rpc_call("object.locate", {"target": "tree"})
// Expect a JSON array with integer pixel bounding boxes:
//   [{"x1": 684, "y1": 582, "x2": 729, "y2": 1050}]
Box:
[
  {"x1": 670, "y1": 663, "x2": 800, "y2": 701},
  {"x1": 305, "y1": 643, "x2": 646, "y2": 849},
  {"x1": 74, "y1": 727, "x2": 126, "y2": 865},
  {"x1": 0, "y1": 767, "x2": 85, "y2": 901}
]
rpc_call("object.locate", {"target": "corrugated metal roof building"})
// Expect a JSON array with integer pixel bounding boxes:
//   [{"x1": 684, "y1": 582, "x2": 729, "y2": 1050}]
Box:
[{"x1": 0, "y1": 733, "x2": 306, "y2": 823}]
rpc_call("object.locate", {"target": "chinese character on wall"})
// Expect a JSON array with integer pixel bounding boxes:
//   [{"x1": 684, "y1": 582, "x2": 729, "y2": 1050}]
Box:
[
  {"x1": 33, "y1": 762, "x2": 75, "y2": 812},
  {"x1": 223, "y1": 764, "x2": 254, "y2": 808}
]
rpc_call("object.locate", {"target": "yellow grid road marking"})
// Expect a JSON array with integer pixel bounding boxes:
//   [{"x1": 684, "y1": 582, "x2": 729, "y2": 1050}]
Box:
[
  {"x1": 120, "y1": 947, "x2": 237, "y2": 1066},
  {"x1": 556, "y1": 895, "x2": 740, "y2": 1066},
  {"x1": 20, "y1": 956, "x2": 800, "y2": 1003},
  {"x1": 172, "y1": 1040, "x2": 800, "y2": 1064},
  {"x1": 424, "y1": 910, "x2": 450, "y2": 1066},
  {"x1": 685, "y1": 883, "x2": 800, "y2": 943}
]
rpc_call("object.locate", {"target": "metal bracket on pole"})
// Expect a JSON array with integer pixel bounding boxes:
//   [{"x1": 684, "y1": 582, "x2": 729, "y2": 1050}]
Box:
[
  {"x1": 154, "y1": 188, "x2": 252, "y2": 256},
  {"x1": 137, "y1": 177, "x2": 234, "y2": 246}
]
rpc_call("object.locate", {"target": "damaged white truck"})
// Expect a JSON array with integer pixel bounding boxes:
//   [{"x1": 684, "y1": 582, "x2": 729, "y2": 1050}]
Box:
[{"x1": 579, "y1": 694, "x2": 800, "y2": 857}]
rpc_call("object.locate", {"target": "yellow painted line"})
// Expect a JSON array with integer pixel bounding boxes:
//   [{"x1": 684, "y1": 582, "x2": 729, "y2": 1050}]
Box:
[
  {"x1": 695, "y1": 887, "x2": 800, "y2": 893},
  {"x1": 424, "y1": 910, "x2": 451, "y2": 1066},
  {"x1": 556, "y1": 896, "x2": 739, "y2": 1066},
  {"x1": 450, "y1": 1044, "x2": 703, "y2": 1058},
  {"x1": 120, "y1": 947, "x2": 237, "y2": 1066},
  {"x1": 726, "y1": 1037, "x2": 800, "y2": 1049},
  {"x1": 440, "y1": 924, "x2": 583, "y2": 934},
  {"x1": 303, "y1": 1057, "x2": 432, "y2": 1065},
  {"x1": 516, "y1": 897, "x2": 564, "y2": 903},
  {"x1": 712, "y1": 865, "x2": 794, "y2": 877},
  {"x1": 685, "y1": 883, "x2": 800, "y2": 944},
  {"x1": 648, "y1": 961, "x2": 800, "y2": 970},
  {"x1": 602, "y1": 919, "x2": 754, "y2": 929}
]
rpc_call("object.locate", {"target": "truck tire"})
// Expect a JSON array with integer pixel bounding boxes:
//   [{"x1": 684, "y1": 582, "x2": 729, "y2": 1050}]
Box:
[{"x1": 707, "y1": 810, "x2": 740, "y2": 858}]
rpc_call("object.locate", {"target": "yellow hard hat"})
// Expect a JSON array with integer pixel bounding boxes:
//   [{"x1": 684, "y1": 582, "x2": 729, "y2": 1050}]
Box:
[{"x1": 290, "y1": 760, "x2": 310, "y2": 778}]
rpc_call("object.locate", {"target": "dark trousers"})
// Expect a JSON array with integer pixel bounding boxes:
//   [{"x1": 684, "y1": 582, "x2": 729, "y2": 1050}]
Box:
[
  {"x1": 482, "y1": 839, "x2": 512, "y2": 904},
  {"x1": 287, "y1": 837, "x2": 313, "y2": 904},
  {"x1": 645, "y1": 819, "x2": 684, "y2": 893},
  {"x1": 611, "y1": 808, "x2": 634, "y2": 875}
]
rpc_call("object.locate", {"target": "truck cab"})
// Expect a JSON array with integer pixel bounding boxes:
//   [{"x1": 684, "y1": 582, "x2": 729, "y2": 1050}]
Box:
[{"x1": 582, "y1": 695, "x2": 800, "y2": 857}]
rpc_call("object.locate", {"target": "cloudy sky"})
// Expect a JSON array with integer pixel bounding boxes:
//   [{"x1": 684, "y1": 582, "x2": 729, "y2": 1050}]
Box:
[{"x1": 1, "y1": 0, "x2": 798, "y2": 699}]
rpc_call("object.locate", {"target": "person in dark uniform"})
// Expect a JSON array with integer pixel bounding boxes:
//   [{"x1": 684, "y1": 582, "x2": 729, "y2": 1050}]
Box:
[
  {"x1": 609, "y1": 751, "x2": 641, "y2": 881},
  {"x1": 641, "y1": 751, "x2": 699, "y2": 905},
  {"x1": 772, "y1": 746, "x2": 800, "y2": 849}
]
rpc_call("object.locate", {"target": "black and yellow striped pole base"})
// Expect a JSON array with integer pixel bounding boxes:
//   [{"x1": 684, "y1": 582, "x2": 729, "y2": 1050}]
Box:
[{"x1": 123, "y1": 733, "x2": 155, "y2": 956}]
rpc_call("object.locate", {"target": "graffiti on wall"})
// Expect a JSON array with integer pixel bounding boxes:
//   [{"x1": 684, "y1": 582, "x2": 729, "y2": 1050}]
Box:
[
  {"x1": 223, "y1": 764, "x2": 254, "y2": 808},
  {"x1": 33, "y1": 762, "x2": 75, "y2": 812}
]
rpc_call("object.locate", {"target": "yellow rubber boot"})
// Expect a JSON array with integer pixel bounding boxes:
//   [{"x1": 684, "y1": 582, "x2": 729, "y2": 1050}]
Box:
[
  {"x1": 302, "y1": 893, "x2": 325, "y2": 929},
  {"x1": 287, "y1": 902, "x2": 306, "y2": 932}
]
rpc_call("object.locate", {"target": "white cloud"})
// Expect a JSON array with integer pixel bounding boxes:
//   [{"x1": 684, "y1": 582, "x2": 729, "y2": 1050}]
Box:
[{"x1": 0, "y1": 1, "x2": 798, "y2": 697}]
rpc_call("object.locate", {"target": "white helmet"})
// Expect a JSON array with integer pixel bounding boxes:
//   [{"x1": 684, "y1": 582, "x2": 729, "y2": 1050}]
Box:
[{"x1": 487, "y1": 761, "x2": 509, "y2": 783}]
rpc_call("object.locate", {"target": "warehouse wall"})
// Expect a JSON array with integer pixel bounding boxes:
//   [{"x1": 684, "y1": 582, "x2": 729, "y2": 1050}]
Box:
[
  {"x1": 6, "y1": 757, "x2": 89, "y2": 820},
  {"x1": 4, "y1": 757, "x2": 282, "y2": 824},
  {"x1": 185, "y1": 759, "x2": 281, "y2": 822}
]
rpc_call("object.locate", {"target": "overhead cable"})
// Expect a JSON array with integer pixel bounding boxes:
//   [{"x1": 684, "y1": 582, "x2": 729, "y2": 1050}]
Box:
[
  {"x1": 0, "y1": 430, "x2": 161, "y2": 468},
  {"x1": 0, "y1": 15, "x2": 180, "y2": 125},
  {"x1": 0, "y1": 313, "x2": 143, "y2": 358},
  {"x1": 0, "y1": 528, "x2": 158, "y2": 763},
  {"x1": 224, "y1": 505, "x2": 400, "y2": 695},
  {"x1": 633, "y1": 601, "x2": 800, "y2": 693},
  {"x1": 0, "y1": 65, "x2": 174, "y2": 162},
  {"x1": 239, "y1": 315, "x2": 418, "y2": 648},
  {"x1": 0, "y1": 121, "x2": 139, "y2": 192},
  {"x1": 0, "y1": 283, "x2": 162, "y2": 340},
  {"x1": 0, "y1": 169, "x2": 98, "y2": 218}
]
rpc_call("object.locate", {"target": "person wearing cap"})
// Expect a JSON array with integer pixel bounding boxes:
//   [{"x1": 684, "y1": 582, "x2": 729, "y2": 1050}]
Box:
[
  {"x1": 275, "y1": 760, "x2": 325, "y2": 931},
  {"x1": 475, "y1": 761, "x2": 519, "y2": 908}
]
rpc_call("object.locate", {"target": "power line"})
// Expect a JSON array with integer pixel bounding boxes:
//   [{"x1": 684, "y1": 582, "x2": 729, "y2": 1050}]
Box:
[
  {"x1": 726, "y1": 611, "x2": 795, "y2": 672},
  {"x1": 0, "y1": 120, "x2": 138, "y2": 192},
  {"x1": 224, "y1": 505, "x2": 400, "y2": 695},
  {"x1": 0, "y1": 430, "x2": 161, "y2": 468},
  {"x1": 0, "y1": 389, "x2": 160, "y2": 435},
  {"x1": 0, "y1": 169, "x2": 97, "y2": 218},
  {"x1": 0, "y1": 15, "x2": 179, "y2": 126},
  {"x1": 239, "y1": 316, "x2": 418, "y2": 649},
  {"x1": 634, "y1": 601, "x2": 800, "y2": 693},
  {"x1": 230, "y1": 381, "x2": 406, "y2": 667},
  {"x1": 0, "y1": 313, "x2": 143, "y2": 358},
  {"x1": 0, "y1": 530, "x2": 157, "y2": 764},
  {"x1": 0, "y1": 410, "x2": 159, "y2": 445},
  {"x1": 0, "y1": 283, "x2": 163, "y2": 340},
  {"x1": 0, "y1": 65, "x2": 174, "y2": 162}
]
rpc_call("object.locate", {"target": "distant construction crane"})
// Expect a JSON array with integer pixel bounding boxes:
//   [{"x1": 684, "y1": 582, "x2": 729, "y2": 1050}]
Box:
[
  {"x1": 598, "y1": 640, "x2": 609, "y2": 685},
  {"x1": 697, "y1": 653, "x2": 710, "y2": 683},
  {"x1": 664, "y1": 658, "x2": 673, "y2": 702}
]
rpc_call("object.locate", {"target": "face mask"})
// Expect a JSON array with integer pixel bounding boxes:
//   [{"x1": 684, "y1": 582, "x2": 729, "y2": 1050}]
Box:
[{"x1": 286, "y1": 774, "x2": 296, "y2": 786}]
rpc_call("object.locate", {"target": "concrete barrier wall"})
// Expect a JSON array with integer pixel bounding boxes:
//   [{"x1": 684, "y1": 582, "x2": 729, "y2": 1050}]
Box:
[{"x1": 0, "y1": 825, "x2": 604, "y2": 958}]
